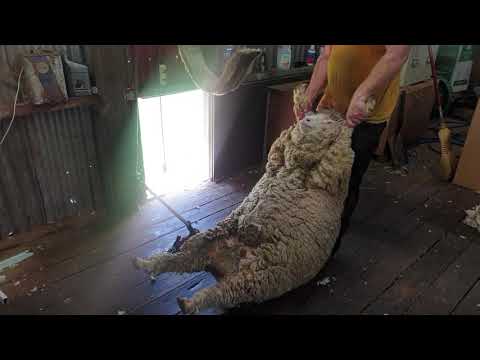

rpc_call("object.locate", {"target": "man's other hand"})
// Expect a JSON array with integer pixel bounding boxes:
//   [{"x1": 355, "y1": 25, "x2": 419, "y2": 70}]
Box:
[{"x1": 346, "y1": 94, "x2": 369, "y2": 128}]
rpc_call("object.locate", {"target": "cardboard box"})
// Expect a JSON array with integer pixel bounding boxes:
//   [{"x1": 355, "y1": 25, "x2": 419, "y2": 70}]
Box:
[{"x1": 453, "y1": 100, "x2": 480, "y2": 191}]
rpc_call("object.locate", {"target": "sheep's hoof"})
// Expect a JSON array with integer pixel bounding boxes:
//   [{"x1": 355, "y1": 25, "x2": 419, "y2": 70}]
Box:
[
  {"x1": 132, "y1": 257, "x2": 153, "y2": 274},
  {"x1": 132, "y1": 257, "x2": 141, "y2": 270},
  {"x1": 177, "y1": 297, "x2": 196, "y2": 315}
]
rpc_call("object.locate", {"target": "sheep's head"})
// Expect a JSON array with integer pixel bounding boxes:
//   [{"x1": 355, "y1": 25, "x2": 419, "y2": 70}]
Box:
[
  {"x1": 266, "y1": 107, "x2": 354, "y2": 191},
  {"x1": 297, "y1": 109, "x2": 349, "y2": 144},
  {"x1": 287, "y1": 109, "x2": 352, "y2": 166},
  {"x1": 282, "y1": 109, "x2": 354, "y2": 195}
]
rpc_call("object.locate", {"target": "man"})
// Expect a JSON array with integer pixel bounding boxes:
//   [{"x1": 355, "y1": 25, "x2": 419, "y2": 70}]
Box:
[{"x1": 296, "y1": 45, "x2": 411, "y2": 254}]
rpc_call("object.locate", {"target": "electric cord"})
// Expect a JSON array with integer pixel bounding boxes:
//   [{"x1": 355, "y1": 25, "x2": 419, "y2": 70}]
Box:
[{"x1": 0, "y1": 67, "x2": 24, "y2": 147}]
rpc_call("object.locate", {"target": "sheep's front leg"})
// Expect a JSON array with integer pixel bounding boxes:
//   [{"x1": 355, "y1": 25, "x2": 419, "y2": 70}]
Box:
[{"x1": 177, "y1": 266, "x2": 294, "y2": 314}]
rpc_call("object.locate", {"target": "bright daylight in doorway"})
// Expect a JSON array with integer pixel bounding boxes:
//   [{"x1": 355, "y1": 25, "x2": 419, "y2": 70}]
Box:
[{"x1": 138, "y1": 89, "x2": 210, "y2": 197}]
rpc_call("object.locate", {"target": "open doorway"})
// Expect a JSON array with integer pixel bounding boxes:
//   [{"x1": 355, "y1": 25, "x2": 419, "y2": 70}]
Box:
[{"x1": 138, "y1": 89, "x2": 211, "y2": 197}]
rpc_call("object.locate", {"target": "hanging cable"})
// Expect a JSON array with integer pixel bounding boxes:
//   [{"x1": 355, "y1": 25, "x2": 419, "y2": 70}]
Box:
[{"x1": 0, "y1": 67, "x2": 24, "y2": 147}]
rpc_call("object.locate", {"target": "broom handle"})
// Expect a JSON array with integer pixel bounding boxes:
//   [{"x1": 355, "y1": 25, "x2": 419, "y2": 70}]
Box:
[{"x1": 427, "y1": 45, "x2": 445, "y2": 122}]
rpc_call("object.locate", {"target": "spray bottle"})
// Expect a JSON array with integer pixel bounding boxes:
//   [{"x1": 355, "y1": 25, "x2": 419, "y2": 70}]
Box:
[
  {"x1": 224, "y1": 45, "x2": 234, "y2": 62},
  {"x1": 306, "y1": 45, "x2": 316, "y2": 66}
]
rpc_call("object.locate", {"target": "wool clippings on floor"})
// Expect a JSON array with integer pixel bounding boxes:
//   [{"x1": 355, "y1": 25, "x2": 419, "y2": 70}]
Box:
[{"x1": 464, "y1": 204, "x2": 480, "y2": 232}]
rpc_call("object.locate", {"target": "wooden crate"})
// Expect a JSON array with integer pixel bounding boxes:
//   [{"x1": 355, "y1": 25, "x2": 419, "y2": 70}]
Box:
[
  {"x1": 399, "y1": 79, "x2": 435, "y2": 145},
  {"x1": 376, "y1": 80, "x2": 435, "y2": 162}
]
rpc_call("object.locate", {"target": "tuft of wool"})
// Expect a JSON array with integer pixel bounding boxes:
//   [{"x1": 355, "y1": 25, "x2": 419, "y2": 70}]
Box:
[
  {"x1": 293, "y1": 82, "x2": 309, "y2": 121},
  {"x1": 464, "y1": 204, "x2": 480, "y2": 232}
]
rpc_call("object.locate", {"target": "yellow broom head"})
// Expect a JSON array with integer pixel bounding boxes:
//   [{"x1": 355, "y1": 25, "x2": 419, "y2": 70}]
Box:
[{"x1": 438, "y1": 125, "x2": 455, "y2": 180}]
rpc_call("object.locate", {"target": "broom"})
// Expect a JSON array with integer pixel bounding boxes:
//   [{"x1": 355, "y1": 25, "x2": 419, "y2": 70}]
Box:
[{"x1": 427, "y1": 45, "x2": 455, "y2": 181}]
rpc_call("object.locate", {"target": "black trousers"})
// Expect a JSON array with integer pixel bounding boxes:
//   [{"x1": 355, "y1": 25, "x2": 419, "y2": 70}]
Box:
[{"x1": 332, "y1": 121, "x2": 386, "y2": 255}]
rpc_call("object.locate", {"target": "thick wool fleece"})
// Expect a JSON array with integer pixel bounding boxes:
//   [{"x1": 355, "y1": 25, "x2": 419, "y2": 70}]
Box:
[{"x1": 133, "y1": 110, "x2": 355, "y2": 314}]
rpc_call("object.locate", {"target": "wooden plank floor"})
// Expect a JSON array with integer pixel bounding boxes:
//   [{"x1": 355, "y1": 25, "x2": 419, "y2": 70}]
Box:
[{"x1": 1, "y1": 145, "x2": 480, "y2": 315}]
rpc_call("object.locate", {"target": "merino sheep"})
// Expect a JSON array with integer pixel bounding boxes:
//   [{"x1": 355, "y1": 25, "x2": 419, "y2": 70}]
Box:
[{"x1": 133, "y1": 109, "x2": 355, "y2": 314}]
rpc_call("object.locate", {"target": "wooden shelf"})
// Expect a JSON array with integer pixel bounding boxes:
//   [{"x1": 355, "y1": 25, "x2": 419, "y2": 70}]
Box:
[
  {"x1": 0, "y1": 95, "x2": 101, "y2": 121},
  {"x1": 243, "y1": 66, "x2": 314, "y2": 87}
]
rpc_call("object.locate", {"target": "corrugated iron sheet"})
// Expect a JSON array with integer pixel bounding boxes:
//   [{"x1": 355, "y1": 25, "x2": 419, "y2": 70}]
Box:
[
  {"x1": 0, "y1": 45, "x2": 102, "y2": 239},
  {"x1": 0, "y1": 109, "x2": 45, "y2": 236},
  {"x1": 0, "y1": 105, "x2": 103, "y2": 238}
]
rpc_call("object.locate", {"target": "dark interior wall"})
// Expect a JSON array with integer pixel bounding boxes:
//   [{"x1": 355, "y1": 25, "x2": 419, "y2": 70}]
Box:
[
  {"x1": 212, "y1": 85, "x2": 268, "y2": 181},
  {"x1": 0, "y1": 45, "x2": 103, "y2": 239},
  {"x1": 131, "y1": 45, "x2": 195, "y2": 98},
  {"x1": 85, "y1": 45, "x2": 143, "y2": 218},
  {"x1": 265, "y1": 88, "x2": 296, "y2": 153},
  {"x1": 471, "y1": 45, "x2": 480, "y2": 85}
]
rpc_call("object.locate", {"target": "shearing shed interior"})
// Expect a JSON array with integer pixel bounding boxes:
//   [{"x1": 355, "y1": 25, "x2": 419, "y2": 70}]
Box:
[{"x1": 1, "y1": 44, "x2": 480, "y2": 315}]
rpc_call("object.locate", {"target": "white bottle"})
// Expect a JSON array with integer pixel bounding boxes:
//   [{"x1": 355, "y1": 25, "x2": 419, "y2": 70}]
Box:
[{"x1": 277, "y1": 45, "x2": 292, "y2": 71}]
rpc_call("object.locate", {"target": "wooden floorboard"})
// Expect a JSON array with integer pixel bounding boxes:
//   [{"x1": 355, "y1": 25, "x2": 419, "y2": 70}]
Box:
[
  {"x1": 226, "y1": 169, "x2": 479, "y2": 315},
  {"x1": 0, "y1": 195, "x2": 246, "y2": 315},
  {"x1": 453, "y1": 280, "x2": 480, "y2": 315},
  {"x1": 364, "y1": 231, "x2": 471, "y2": 315},
  {"x1": 225, "y1": 175, "x2": 454, "y2": 315},
  {"x1": 407, "y1": 242, "x2": 480, "y2": 315},
  {"x1": 0, "y1": 170, "x2": 261, "y2": 314},
  {"x1": 0, "y1": 181, "x2": 246, "y2": 302}
]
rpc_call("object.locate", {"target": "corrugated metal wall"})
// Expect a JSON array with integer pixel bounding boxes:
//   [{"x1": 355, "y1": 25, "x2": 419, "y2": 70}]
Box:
[{"x1": 0, "y1": 45, "x2": 103, "y2": 238}]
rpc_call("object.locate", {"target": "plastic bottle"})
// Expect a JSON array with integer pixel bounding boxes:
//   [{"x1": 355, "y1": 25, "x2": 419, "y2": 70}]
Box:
[
  {"x1": 277, "y1": 45, "x2": 292, "y2": 71},
  {"x1": 224, "y1": 45, "x2": 234, "y2": 62},
  {"x1": 306, "y1": 45, "x2": 316, "y2": 66}
]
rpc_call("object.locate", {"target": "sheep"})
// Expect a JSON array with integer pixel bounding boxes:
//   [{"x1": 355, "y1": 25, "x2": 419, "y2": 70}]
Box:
[{"x1": 133, "y1": 109, "x2": 355, "y2": 314}]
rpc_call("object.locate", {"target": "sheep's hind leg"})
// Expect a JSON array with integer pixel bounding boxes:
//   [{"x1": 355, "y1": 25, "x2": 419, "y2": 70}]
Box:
[
  {"x1": 177, "y1": 266, "x2": 293, "y2": 314},
  {"x1": 133, "y1": 228, "x2": 228, "y2": 276},
  {"x1": 133, "y1": 222, "x2": 238, "y2": 279},
  {"x1": 133, "y1": 251, "x2": 209, "y2": 277}
]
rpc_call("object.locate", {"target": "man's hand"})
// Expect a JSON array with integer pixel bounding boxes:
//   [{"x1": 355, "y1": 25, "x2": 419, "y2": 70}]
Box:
[
  {"x1": 345, "y1": 45, "x2": 410, "y2": 128},
  {"x1": 345, "y1": 92, "x2": 369, "y2": 128},
  {"x1": 294, "y1": 96, "x2": 314, "y2": 120},
  {"x1": 294, "y1": 45, "x2": 331, "y2": 121}
]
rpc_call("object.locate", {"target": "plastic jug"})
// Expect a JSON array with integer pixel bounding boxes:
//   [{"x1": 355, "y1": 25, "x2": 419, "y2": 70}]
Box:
[{"x1": 277, "y1": 45, "x2": 292, "y2": 71}]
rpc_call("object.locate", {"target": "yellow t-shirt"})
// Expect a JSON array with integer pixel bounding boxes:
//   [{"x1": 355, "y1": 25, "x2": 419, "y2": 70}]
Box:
[{"x1": 319, "y1": 45, "x2": 401, "y2": 124}]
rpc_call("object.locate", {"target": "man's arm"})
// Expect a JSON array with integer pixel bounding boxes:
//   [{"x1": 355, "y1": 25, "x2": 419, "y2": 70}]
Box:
[
  {"x1": 345, "y1": 45, "x2": 411, "y2": 128},
  {"x1": 295, "y1": 45, "x2": 331, "y2": 119}
]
